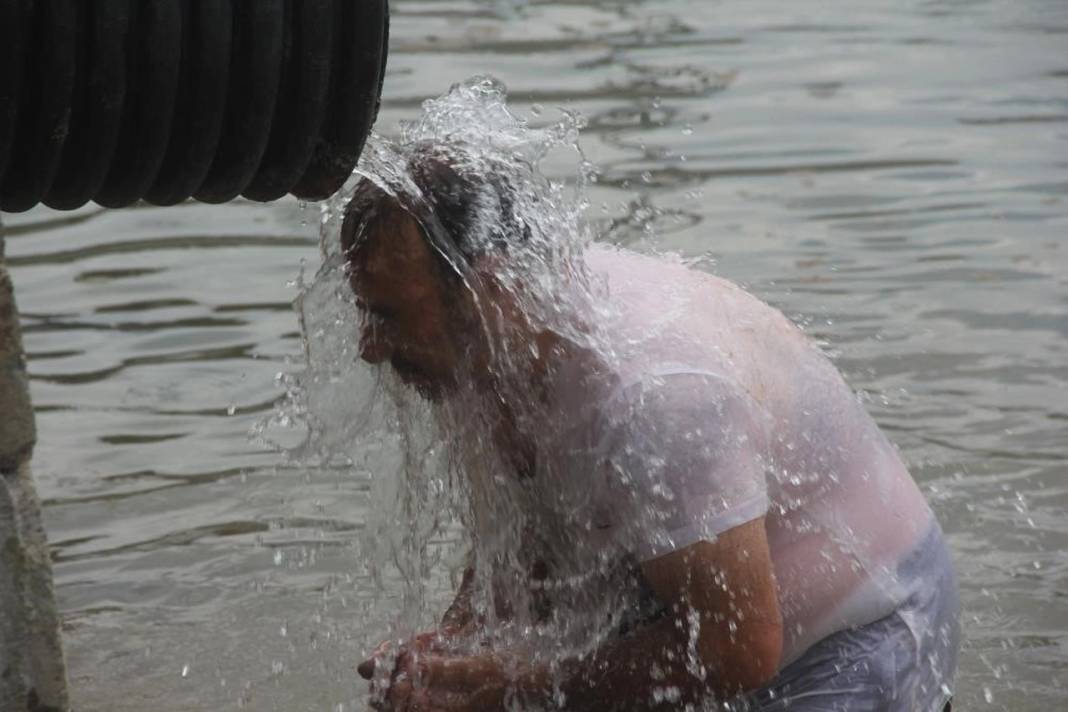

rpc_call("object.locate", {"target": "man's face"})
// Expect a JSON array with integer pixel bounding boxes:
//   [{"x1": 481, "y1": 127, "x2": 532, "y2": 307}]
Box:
[{"x1": 344, "y1": 204, "x2": 468, "y2": 399}]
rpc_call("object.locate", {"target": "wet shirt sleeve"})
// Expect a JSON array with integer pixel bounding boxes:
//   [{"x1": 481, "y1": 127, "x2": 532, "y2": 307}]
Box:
[{"x1": 602, "y1": 372, "x2": 769, "y2": 562}]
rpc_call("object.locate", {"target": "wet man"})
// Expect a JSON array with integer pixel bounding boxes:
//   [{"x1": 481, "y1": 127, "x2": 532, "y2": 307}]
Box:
[{"x1": 347, "y1": 144, "x2": 960, "y2": 711}]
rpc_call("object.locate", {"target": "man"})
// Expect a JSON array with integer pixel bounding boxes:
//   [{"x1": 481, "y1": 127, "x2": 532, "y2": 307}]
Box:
[{"x1": 345, "y1": 143, "x2": 960, "y2": 711}]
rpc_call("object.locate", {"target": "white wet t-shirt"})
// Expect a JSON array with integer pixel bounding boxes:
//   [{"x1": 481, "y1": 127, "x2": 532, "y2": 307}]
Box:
[{"x1": 518, "y1": 244, "x2": 937, "y2": 667}]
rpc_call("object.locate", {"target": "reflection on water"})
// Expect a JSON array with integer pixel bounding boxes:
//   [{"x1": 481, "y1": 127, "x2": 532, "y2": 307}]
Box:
[{"x1": 3, "y1": 0, "x2": 1066, "y2": 709}]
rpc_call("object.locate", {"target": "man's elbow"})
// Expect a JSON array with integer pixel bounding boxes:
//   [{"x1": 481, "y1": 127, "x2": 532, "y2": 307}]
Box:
[
  {"x1": 707, "y1": 620, "x2": 784, "y2": 694},
  {"x1": 737, "y1": 623, "x2": 784, "y2": 690}
]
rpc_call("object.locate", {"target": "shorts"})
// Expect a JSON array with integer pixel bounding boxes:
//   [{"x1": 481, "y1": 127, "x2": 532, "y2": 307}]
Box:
[{"x1": 734, "y1": 521, "x2": 961, "y2": 712}]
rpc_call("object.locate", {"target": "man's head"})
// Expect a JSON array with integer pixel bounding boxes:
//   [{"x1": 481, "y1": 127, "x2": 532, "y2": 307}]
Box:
[{"x1": 340, "y1": 143, "x2": 531, "y2": 399}]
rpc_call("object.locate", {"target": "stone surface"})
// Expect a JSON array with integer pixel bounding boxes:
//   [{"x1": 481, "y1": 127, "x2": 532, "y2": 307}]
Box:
[
  {"x1": 1, "y1": 225, "x2": 70, "y2": 711},
  {"x1": 0, "y1": 239, "x2": 35, "y2": 474}
]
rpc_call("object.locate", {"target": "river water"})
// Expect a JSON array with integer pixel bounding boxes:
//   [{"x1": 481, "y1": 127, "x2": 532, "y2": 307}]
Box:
[{"x1": 3, "y1": 0, "x2": 1066, "y2": 709}]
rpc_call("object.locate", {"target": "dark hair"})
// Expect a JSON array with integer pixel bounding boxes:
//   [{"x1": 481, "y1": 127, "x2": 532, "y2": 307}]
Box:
[{"x1": 341, "y1": 141, "x2": 532, "y2": 282}]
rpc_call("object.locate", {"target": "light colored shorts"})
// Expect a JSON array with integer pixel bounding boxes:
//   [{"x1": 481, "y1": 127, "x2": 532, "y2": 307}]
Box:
[{"x1": 735, "y1": 522, "x2": 960, "y2": 712}]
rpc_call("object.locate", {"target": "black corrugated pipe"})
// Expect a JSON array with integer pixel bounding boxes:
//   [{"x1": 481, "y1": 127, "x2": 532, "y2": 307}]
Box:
[{"x1": 0, "y1": 0, "x2": 389, "y2": 213}]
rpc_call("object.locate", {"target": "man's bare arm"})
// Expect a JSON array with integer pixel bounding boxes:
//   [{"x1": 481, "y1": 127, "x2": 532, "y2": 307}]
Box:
[{"x1": 523, "y1": 517, "x2": 784, "y2": 709}]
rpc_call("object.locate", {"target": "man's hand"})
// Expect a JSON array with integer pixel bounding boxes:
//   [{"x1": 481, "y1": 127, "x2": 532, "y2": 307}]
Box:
[{"x1": 357, "y1": 627, "x2": 462, "y2": 682}]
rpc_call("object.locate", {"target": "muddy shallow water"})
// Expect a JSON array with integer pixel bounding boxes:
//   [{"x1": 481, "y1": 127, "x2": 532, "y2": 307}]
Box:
[{"x1": 3, "y1": 0, "x2": 1066, "y2": 709}]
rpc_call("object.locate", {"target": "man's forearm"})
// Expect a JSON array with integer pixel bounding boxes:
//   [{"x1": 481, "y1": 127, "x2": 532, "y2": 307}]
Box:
[{"x1": 521, "y1": 615, "x2": 721, "y2": 711}]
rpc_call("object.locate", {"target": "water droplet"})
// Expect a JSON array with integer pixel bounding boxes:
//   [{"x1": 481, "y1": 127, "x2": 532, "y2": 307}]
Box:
[
  {"x1": 983, "y1": 686, "x2": 993, "y2": 703},
  {"x1": 180, "y1": 664, "x2": 190, "y2": 679}
]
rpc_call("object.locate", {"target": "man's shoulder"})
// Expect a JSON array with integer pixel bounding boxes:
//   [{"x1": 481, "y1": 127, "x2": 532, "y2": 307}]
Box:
[
  {"x1": 586, "y1": 244, "x2": 798, "y2": 332},
  {"x1": 587, "y1": 245, "x2": 814, "y2": 387}
]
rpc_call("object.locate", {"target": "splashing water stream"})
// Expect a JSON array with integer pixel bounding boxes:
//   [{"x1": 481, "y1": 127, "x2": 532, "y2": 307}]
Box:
[{"x1": 263, "y1": 77, "x2": 626, "y2": 665}]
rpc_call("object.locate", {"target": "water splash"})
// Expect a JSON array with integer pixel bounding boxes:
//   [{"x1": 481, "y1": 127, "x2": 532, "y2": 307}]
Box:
[{"x1": 259, "y1": 77, "x2": 630, "y2": 669}]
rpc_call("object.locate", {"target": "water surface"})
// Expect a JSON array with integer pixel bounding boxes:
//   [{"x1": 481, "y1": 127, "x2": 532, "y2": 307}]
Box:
[{"x1": 3, "y1": 0, "x2": 1066, "y2": 709}]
